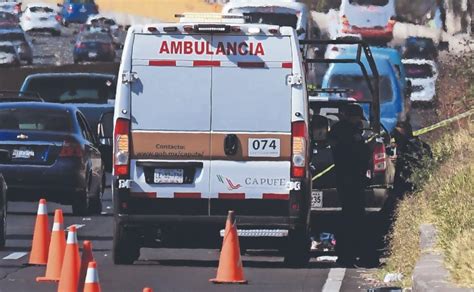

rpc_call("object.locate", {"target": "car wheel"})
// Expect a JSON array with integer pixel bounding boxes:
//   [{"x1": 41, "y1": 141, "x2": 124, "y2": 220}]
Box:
[
  {"x1": 113, "y1": 223, "x2": 140, "y2": 265},
  {"x1": 283, "y1": 228, "x2": 311, "y2": 268}
]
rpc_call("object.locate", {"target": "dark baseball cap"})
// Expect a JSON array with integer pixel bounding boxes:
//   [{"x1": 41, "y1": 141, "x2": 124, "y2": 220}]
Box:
[{"x1": 343, "y1": 103, "x2": 364, "y2": 118}]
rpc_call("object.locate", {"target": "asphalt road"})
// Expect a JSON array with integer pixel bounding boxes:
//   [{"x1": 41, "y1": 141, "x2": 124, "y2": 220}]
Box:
[{"x1": 0, "y1": 188, "x2": 383, "y2": 292}]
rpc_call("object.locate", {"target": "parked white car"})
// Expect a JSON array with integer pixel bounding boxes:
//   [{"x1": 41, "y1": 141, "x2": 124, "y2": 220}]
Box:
[
  {"x1": 0, "y1": 41, "x2": 20, "y2": 66},
  {"x1": 324, "y1": 33, "x2": 361, "y2": 59},
  {"x1": 339, "y1": 0, "x2": 396, "y2": 42},
  {"x1": 20, "y1": 3, "x2": 61, "y2": 36},
  {"x1": 402, "y1": 58, "x2": 438, "y2": 103}
]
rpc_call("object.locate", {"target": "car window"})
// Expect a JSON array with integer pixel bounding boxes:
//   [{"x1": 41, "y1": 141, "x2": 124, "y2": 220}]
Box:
[
  {"x1": 76, "y1": 112, "x2": 93, "y2": 142},
  {"x1": 0, "y1": 45, "x2": 16, "y2": 54},
  {"x1": 405, "y1": 64, "x2": 434, "y2": 78},
  {"x1": 24, "y1": 76, "x2": 116, "y2": 103},
  {"x1": 349, "y1": 0, "x2": 389, "y2": 6},
  {"x1": 29, "y1": 6, "x2": 55, "y2": 13},
  {"x1": 0, "y1": 108, "x2": 72, "y2": 132},
  {"x1": 328, "y1": 75, "x2": 394, "y2": 103}
]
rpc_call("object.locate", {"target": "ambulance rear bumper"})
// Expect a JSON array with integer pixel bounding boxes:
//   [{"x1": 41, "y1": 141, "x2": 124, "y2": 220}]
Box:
[{"x1": 116, "y1": 213, "x2": 301, "y2": 229}]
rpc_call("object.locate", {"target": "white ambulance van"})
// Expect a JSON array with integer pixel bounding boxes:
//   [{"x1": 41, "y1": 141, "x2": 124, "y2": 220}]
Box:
[{"x1": 111, "y1": 13, "x2": 311, "y2": 267}]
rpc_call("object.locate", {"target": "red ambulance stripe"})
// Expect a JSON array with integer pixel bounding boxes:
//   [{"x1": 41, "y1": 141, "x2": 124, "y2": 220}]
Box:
[
  {"x1": 174, "y1": 192, "x2": 202, "y2": 199},
  {"x1": 130, "y1": 192, "x2": 157, "y2": 198},
  {"x1": 237, "y1": 62, "x2": 265, "y2": 68},
  {"x1": 262, "y1": 193, "x2": 290, "y2": 200},
  {"x1": 218, "y1": 193, "x2": 246, "y2": 200},
  {"x1": 149, "y1": 60, "x2": 177, "y2": 66},
  {"x1": 193, "y1": 60, "x2": 221, "y2": 67},
  {"x1": 282, "y1": 62, "x2": 293, "y2": 69}
]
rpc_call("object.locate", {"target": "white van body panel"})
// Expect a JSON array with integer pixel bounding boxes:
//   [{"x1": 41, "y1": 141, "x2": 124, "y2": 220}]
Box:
[{"x1": 114, "y1": 23, "x2": 307, "y2": 203}]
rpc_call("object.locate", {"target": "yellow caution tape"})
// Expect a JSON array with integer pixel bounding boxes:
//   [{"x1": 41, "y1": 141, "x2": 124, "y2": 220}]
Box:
[
  {"x1": 312, "y1": 164, "x2": 335, "y2": 181},
  {"x1": 311, "y1": 109, "x2": 473, "y2": 182},
  {"x1": 413, "y1": 109, "x2": 474, "y2": 136}
]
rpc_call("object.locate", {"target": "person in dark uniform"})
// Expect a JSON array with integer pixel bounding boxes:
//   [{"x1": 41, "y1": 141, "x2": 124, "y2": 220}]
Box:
[
  {"x1": 328, "y1": 103, "x2": 371, "y2": 267},
  {"x1": 392, "y1": 121, "x2": 433, "y2": 196}
]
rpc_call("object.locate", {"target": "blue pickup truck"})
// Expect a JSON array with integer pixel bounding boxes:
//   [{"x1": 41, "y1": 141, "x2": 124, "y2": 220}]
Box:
[{"x1": 58, "y1": 0, "x2": 99, "y2": 26}]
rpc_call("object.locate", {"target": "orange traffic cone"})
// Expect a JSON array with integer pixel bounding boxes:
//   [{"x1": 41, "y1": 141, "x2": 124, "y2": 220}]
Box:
[
  {"x1": 83, "y1": 261, "x2": 101, "y2": 292},
  {"x1": 143, "y1": 288, "x2": 153, "y2": 292},
  {"x1": 210, "y1": 210, "x2": 247, "y2": 284},
  {"x1": 58, "y1": 225, "x2": 81, "y2": 292},
  {"x1": 29, "y1": 198, "x2": 50, "y2": 265},
  {"x1": 78, "y1": 241, "x2": 95, "y2": 291},
  {"x1": 37, "y1": 209, "x2": 66, "y2": 282}
]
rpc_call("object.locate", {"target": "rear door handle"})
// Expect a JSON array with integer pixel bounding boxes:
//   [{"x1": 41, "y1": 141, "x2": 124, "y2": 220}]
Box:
[{"x1": 224, "y1": 134, "x2": 239, "y2": 156}]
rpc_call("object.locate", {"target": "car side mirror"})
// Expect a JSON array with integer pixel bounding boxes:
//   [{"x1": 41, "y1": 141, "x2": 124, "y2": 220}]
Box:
[{"x1": 0, "y1": 150, "x2": 10, "y2": 164}]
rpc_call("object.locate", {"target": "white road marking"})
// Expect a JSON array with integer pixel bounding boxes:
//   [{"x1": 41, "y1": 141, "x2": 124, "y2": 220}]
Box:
[
  {"x1": 322, "y1": 268, "x2": 346, "y2": 292},
  {"x1": 3, "y1": 252, "x2": 28, "y2": 260}
]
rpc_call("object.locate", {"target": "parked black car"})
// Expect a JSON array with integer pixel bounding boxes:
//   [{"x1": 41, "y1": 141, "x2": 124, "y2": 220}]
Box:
[
  {"x1": 73, "y1": 31, "x2": 116, "y2": 64},
  {"x1": 0, "y1": 102, "x2": 104, "y2": 215}
]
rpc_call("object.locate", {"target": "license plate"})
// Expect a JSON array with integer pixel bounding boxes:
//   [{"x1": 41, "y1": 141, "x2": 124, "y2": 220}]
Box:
[
  {"x1": 88, "y1": 52, "x2": 98, "y2": 58},
  {"x1": 40, "y1": 17, "x2": 48, "y2": 21},
  {"x1": 311, "y1": 190, "x2": 323, "y2": 210},
  {"x1": 154, "y1": 168, "x2": 184, "y2": 184},
  {"x1": 12, "y1": 149, "x2": 35, "y2": 159},
  {"x1": 248, "y1": 138, "x2": 280, "y2": 157}
]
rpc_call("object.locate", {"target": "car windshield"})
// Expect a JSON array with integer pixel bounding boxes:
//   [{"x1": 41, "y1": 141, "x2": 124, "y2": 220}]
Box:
[
  {"x1": 328, "y1": 75, "x2": 394, "y2": 102},
  {"x1": 29, "y1": 7, "x2": 55, "y2": 13},
  {"x1": 25, "y1": 77, "x2": 116, "y2": 103},
  {"x1": 405, "y1": 64, "x2": 434, "y2": 78},
  {"x1": 0, "y1": 45, "x2": 15, "y2": 54},
  {"x1": 0, "y1": 108, "x2": 72, "y2": 132},
  {"x1": 229, "y1": 7, "x2": 299, "y2": 28},
  {"x1": 349, "y1": 0, "x2": 389, "y2": 6}
]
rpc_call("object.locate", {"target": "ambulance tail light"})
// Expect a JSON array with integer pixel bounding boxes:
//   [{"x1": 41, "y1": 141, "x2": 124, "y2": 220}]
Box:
[
  {"x1": 114, "y1": 118, "x2": 130, "y2": 177},
  {"x1": 291, "y1": 121, "x2": 307, "y2": 178},
  {"x1": 147, "y1": 27, "x2": 158, "y2": 33},
  {"x1": 373, "y1": 143, "x2": 387, "y2": 173},
  {"x1": 230, "y1": 26, "x2": 241, "y2": 32}
]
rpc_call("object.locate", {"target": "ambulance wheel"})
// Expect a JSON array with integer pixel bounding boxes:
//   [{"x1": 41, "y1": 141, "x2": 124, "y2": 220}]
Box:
[
  {"x1": 113, "y1": 223, "x2": 140, "y2": 265},
  {"x1": 283, "y1": 228, "x2": 311, "y2": 268}
]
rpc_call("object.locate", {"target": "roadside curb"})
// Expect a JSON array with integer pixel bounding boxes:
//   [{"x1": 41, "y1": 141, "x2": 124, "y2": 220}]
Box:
[{"x1": 412, "y1": 224, "x2": 473, "y2": 292}]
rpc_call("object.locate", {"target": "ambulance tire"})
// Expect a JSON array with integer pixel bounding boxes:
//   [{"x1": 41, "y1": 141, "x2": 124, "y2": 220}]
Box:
[
  {"x1": 113, "y1": 223, "x2": 140, "y2": 265},
  {"x1": 283, "y1": 228, "x2": 311, "y2": 268}
]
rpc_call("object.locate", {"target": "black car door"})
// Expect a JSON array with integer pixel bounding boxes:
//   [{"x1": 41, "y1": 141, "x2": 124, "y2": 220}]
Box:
[{"x1": 77, "y1": 112, "x2": 102, "y2": 193}]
